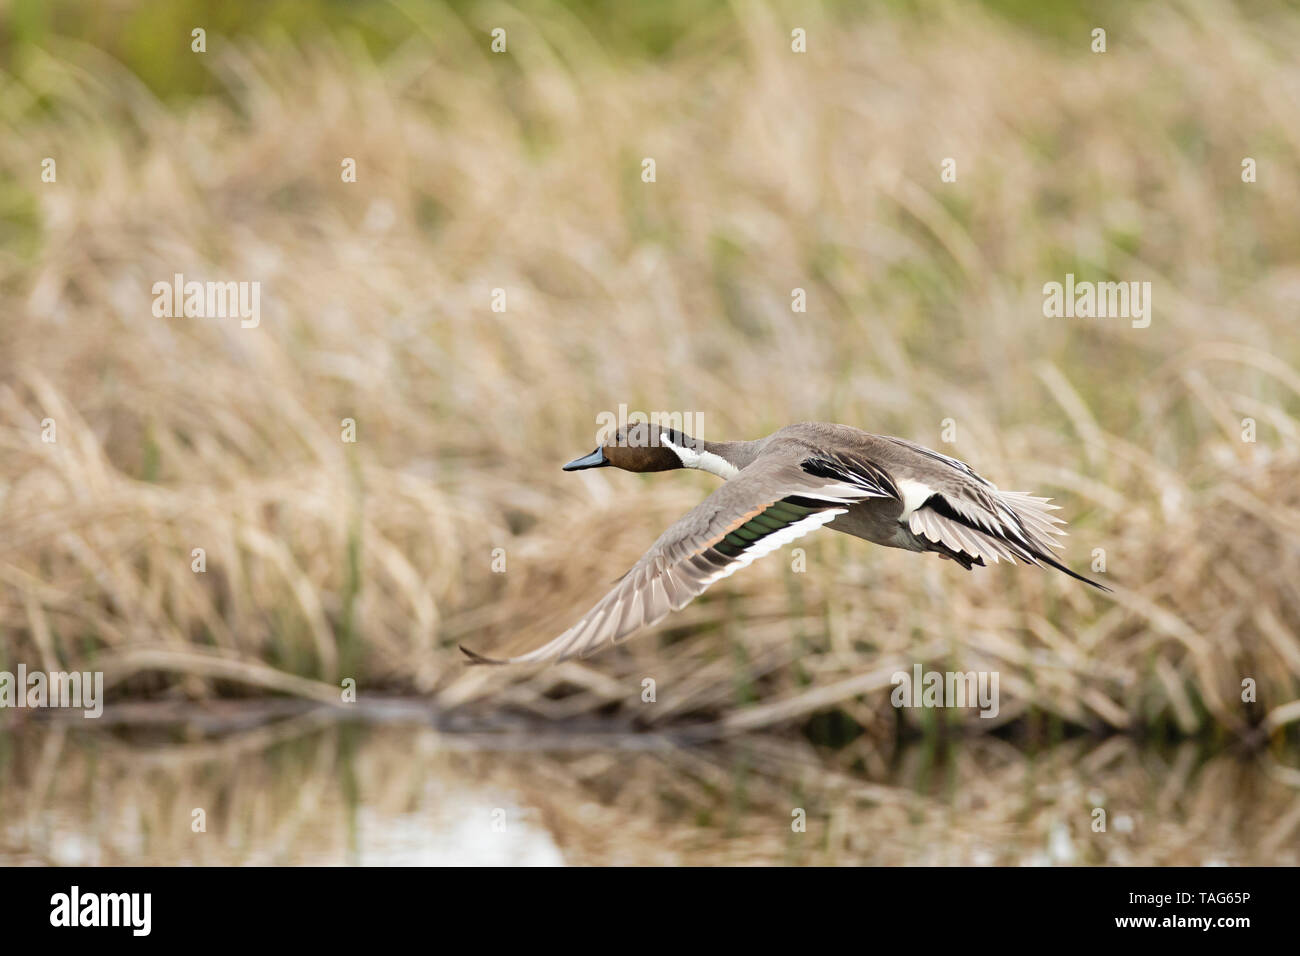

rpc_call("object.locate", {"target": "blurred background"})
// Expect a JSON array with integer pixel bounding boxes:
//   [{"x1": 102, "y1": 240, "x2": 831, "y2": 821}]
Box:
[{"x1": 2, "y1": 0, "x2": 1299, "y2": 864}]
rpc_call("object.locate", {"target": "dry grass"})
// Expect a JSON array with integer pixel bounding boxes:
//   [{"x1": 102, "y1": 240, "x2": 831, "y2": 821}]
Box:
[{"x1": 2, "y1": 1, "x2": 1299, "y2": 737}]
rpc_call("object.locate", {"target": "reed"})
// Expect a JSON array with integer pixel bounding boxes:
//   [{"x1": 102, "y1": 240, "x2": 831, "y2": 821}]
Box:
[{"x1": 1, "y1": 1, "x2": 1298, "y2": 738}]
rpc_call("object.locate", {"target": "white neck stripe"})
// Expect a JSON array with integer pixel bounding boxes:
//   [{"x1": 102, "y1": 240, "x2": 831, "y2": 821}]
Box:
[{"x1": 660, "y1": 436, "x2": 740, "y2": 479}]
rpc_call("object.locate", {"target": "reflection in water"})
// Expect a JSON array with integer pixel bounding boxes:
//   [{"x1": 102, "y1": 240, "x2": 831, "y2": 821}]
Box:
[{"x1": 1, "y1": 710, "x2": 1298, "y2": 865}]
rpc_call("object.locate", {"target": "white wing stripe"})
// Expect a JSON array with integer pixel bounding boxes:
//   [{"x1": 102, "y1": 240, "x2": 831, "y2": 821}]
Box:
[{"x1": 699, "y1": 509, "x2": 847, "y2": 586}]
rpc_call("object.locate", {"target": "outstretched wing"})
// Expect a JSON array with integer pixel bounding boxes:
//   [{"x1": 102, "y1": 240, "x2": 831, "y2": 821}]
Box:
[
  {"x1": 460, "y1": 462, "x2": 888, "y2": 664},
  {"x1": 884, "y1": 439, "x2": 1111, "y2": 591}
]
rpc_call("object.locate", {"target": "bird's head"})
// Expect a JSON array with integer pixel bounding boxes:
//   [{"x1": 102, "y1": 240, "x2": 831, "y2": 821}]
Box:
[{"x1": 562, "y1": 424, "x2": 698, "y2": 473}]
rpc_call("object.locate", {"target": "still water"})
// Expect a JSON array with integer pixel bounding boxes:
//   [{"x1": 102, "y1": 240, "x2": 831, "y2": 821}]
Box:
[{"x1": 2, "y1": 705, "x2": 1297, "y2": 865}]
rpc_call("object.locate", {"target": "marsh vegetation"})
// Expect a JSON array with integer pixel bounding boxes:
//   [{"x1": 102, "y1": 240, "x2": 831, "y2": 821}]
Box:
[{"x1": 1, "y1": 0, "x2": 1299, "y2": 863}]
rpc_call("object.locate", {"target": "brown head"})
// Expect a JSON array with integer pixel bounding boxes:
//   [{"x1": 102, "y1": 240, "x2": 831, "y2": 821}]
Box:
[{"x1": 562, "y1": 423, "x2": 697, "y2": 473}]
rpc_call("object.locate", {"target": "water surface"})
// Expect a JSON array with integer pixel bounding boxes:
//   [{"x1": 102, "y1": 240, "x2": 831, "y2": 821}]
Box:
[{"x1": 2, "y1": 707, "x2": 1296, "y2": 865}]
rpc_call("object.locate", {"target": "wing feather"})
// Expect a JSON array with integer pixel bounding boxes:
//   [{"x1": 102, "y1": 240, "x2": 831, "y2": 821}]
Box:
[{"x1": 462, "y1": 464, "x2": 876, "y2": 664}]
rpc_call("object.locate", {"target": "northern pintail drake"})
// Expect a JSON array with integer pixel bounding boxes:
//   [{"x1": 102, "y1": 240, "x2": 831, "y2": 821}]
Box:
[{"x1": 462, "y1": 422, "x2": 1110, "y2": 665}]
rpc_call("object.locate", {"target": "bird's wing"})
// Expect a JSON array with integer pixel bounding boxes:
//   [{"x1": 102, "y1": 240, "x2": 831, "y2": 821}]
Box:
[
  {"x1": 906, "y1": 485, "x2": 1066, "y2": 565},
  {"x1": 882, "y1": 440, "x2": 1111, "y2": 591},
  {"x1": 460, "y1": 461, "x2": 890, "y2": 664}
]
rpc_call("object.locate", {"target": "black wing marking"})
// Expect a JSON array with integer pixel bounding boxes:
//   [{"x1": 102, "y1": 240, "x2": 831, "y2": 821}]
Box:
[{"x1": 800, "y1": 455, "x2": 899, "y2": 500}]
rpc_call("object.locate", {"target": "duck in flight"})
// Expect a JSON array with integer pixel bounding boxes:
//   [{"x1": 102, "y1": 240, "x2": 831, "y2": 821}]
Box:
[{"x1": 461, "y1": 421, "x2": 1110, "y2": 665}]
